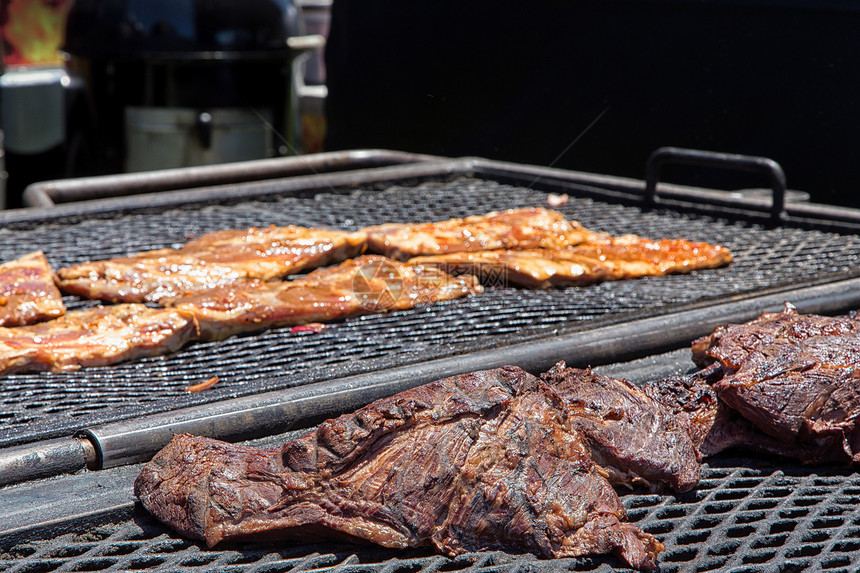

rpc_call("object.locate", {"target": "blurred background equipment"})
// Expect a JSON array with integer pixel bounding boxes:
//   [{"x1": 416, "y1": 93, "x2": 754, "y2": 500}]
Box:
[
  {"x1": 0, "y1": 0, "x2": 328, "y2": 208},
  {"x1": 324, "y1": 0, "x2": 860, "y2": 208}
]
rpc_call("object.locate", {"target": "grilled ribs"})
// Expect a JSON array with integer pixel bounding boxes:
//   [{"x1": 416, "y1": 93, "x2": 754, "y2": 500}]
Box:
[
  {"x1": 0, "y1": 304, "x2": 198, "y2": 375},
  {"x1": 57, "y1": 225, "x2": 367, "y2": 303},
  {"x1": 541, "y1": 363, "x2": 701, "y2": 492},
  {"x1": 409, "y1": 235, "x2": 732, "y2": 288},
  {"x1": 364, "y1": 208, "x2": 599, "y2": 260},
  {"x1": 162, "y1": 255, "x2": 483, "y2": 340},
  {"x1": 135, "y1": 366, "x2": 664, "y2": 571},
  {"x1": 686, "y1": 303, "x2": 860, "y2": 464},
  {"x1": 0, "y1": 251, "x2": 65, "y2": 327}
]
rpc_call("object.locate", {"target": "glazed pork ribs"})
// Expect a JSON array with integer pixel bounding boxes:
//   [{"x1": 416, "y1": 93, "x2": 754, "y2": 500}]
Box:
[
  {"x1": 363, "y1": 208, "x2": 601, "y2": 260},
  {"x1": 410, "y1": 235, "x2": 732, "y2": 288},
  {"x1": 162, "y1": 255, "x2": 483, "y2": 340},
  {"x1": 0, "y1": 251, "x2": 66, "y2": 327},
  {"x1": 56, "y1": 225, "x2": 367, "y2": 303}
]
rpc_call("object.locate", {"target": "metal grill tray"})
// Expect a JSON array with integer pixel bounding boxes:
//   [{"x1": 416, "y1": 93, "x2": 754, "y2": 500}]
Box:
[
  {"x1": 3, "y1": 349, "x2": 859, "y2": 573},
  {"x1": 3, "y1": 157, "x2": 860, "y2": 450}
]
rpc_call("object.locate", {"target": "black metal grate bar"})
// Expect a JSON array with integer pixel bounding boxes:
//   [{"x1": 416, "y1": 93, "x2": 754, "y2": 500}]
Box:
[{"x1": 1, "y1": 175, "x2": 860, "y2": 448}]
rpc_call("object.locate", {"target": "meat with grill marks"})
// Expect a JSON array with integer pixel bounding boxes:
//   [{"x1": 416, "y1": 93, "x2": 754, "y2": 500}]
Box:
[
  {"x1": 0, "y1": 251, "x2": 65, "y2": 327},
  {"x1": 409, "y1": 235, "x2": 732, "y2": 289},
  {"x1": 687, "y1": 303, "x2": 860, "y2": 464},
  {"x1": 135, "y1": 366, "x2": 664, "y2": 571},
  {"x1": 541, "y1": 362, "x2": 701, "y2": 493},
  {"x1": 162, "y1": 255, "x2": 482, "y2": 340},
  {"x1": 57, "y1": 225, "x2": 367, "y2": 303},
  {"x1": 0, "y1": 304, "x2": 199, "y2": 375},
  {"x1": 364, "y1": 208, "x2": 600, "y2": 261}
]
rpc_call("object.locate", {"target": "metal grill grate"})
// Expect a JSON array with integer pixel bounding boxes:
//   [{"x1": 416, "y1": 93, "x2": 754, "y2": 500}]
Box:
[
  {"x1": 3, "y1": 459, "x2": 860, "y2": 573},
  {"x1": 2, "y1": 175, "x2": 860, "y2": 447}
]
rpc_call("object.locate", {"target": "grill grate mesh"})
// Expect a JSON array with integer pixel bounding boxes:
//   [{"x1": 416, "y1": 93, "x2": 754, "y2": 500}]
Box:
[
  {"x1": 3, "y1": 458, "x2": 860, "y2": 572},
  {"x1": 2, "y1": 175, "x2": 860, "y2": 447}
]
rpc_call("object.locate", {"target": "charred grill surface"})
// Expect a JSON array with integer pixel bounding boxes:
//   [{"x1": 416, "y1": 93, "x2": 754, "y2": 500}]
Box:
[
  {"x1": 135, "y1": 366, "x2": 664, "y2": 571},
  {"x1": 5, "y1": 174, "x2": 860, "y2": 449}
]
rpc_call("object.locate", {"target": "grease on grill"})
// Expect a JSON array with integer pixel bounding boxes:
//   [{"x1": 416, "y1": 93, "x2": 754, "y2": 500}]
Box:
[{"x1": 185, "y1": 377, "x2": 219, "y2": 393}]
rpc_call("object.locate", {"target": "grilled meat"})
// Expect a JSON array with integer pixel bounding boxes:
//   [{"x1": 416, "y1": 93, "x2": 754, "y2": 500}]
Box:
[
  {"x1": 57, "y1": 226, "x2": 367, "y2": 303},
  {"x1": 541, "y1": 363, "x2": 701, "y2": 492},
  {"x1": 0, "y1": 251, "x2": 65, "y2": 327},
  {"x1": 162, "y1": 255, "x2": 483, "y2": 340},
  {"x1": 364, "y1": 208, "x2": 600, "y2": 260},
  {"x1": 135, "y1": 366, "x2": 663, "y2": 571},
  {"x1": 409, "y1": 235, "x2": 732, "y2": 288},
  {"x1": 689, "y1": 303, "x2": 860, "y2": 464},
  {"x1": 0, "y1": 304, "x2": 198, "y2": 375}
]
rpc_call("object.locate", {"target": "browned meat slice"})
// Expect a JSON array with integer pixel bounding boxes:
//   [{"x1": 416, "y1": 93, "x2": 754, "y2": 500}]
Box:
[
  {"x1": 364, "y1": 208, "x2": 600, "y2": 260},
  {"x1": 409, "y1": 235, "x2": 733, "y2": 288},
  {"x1": 687, "y1": 303, "x2": 860, "y2": 463},
  {"x1": 162, "y1": 255, "x2": 483, "y2": 340},
  {"x1": 0, "y1": 304, "x2": 199, "y2": 375},
  {"x1": 135, "y1": 367, "x2": 663, "y2": 571},
  {"x1": 540, "y1": 362, "x2": 701, "y2": 492},
  {"x1": 56, "y1": 225, "x2": 367, "y2": 303},
  {"x1": 644, "y1": 368, "x2": 853, "y2": 464},
  {"x1": 0, "y1": 251, "x2": 65, "y2": 327}
]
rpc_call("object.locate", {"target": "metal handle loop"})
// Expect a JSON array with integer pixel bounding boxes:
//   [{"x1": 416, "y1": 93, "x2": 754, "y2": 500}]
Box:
[{"x1": 644, "y1": 147, "x2": 787, "y2": 224}]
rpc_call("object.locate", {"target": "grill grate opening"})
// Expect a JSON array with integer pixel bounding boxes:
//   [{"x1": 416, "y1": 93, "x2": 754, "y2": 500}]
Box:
[{"x1": 2, "y1": 174, "x2": 860, "y2": 448}]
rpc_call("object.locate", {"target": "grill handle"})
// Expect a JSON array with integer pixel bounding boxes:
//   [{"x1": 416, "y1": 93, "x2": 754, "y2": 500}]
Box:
[{"x1": 644, "y1": 147, "x2": 787, "y2": 224}]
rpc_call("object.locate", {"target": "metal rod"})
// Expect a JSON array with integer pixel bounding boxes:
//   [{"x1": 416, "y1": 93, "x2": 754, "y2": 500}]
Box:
[{"x1": 0, "y1": 438, "x2": 94, "y2": 487}]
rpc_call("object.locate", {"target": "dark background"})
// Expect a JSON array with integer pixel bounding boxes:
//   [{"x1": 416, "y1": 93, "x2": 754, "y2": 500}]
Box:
[{"x1": 324, "y1": 0, "x2": 860, "y2": 207}]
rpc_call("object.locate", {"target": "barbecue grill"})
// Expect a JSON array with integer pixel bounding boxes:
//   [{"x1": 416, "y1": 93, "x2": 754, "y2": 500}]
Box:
[
  {"x1": 61, "y1": 0, "x2": 316, "y2": 175},
  {"x1": 3, "y1": 149, "x2": 860, "y2": 573}
]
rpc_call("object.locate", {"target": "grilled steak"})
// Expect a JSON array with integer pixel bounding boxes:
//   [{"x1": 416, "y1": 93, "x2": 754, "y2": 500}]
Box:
[
  {"x1": 0, "y1": 251, "x2": 65, "y2": 327},
  {"x1": 409, "y1": 235, "x2": 732, "y2": 288},
  {"x1": 364, "y1": 208, "x2": 599, "y2": 260},
  {"x1": 135, "y1": 366, "x2": 663, "y2": 571},
  {"x1": 679, "y1": 304, "x2": 860, "y2": 463},
  {"x1": 541, "y1": 363, "x2": 701, "y2": 492},
  {"x1": 162, "y1": 255, "x2": 483, "y2": 340},
  {"x1": 57, "y1": 225, "x2": 367, "y2": 303},
  {"x1": 0, "y1": 304, "x2": 199, "y2": 375}
]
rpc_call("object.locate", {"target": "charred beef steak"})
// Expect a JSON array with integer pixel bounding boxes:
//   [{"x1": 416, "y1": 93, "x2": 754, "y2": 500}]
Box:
[
  {"x1": 0, "y1": 251, "x2": 66, "y2": 327},
  {"x1": 135, "y1": 366, "x2": 664, "y2": 571},
  {"x1": 642, "y1": 368, "x2": 836, "y2": 462},
  {"x1": 409, "y1": 235, "x2": 732, "y2": 289},
  {"x1": 688, "y1": 303, "x2": 860, "y2": 463},
  {"x1": 540, "y1": 363, "x2": 701, "y2": 492}
]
